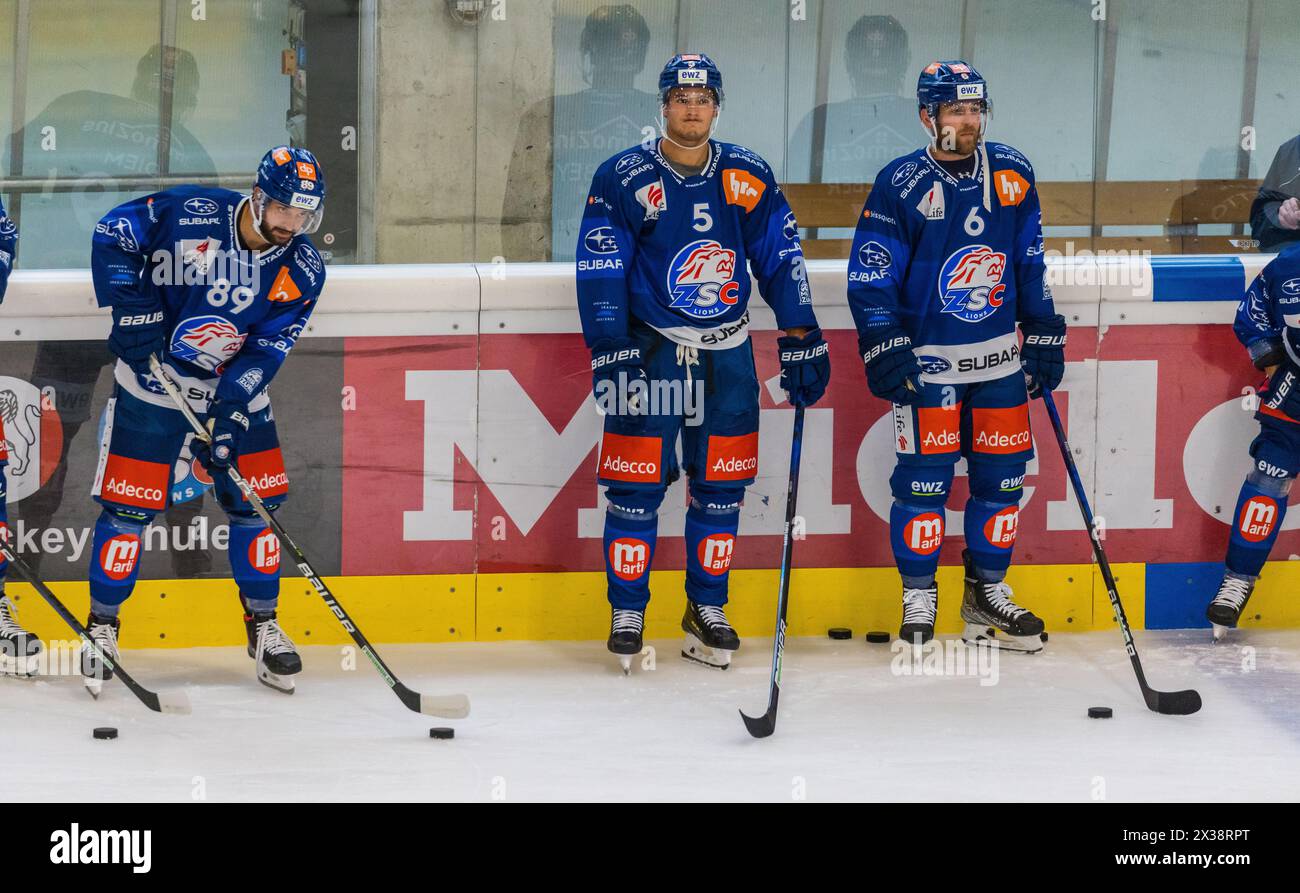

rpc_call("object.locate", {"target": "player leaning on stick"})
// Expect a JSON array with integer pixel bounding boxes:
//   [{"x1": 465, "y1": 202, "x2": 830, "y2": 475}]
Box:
[
  {"x1": 1206, "y1": 244, "x2": 1300, "y2": 639},
  {"x1": 576, "y1": 54, "x2": 831, "y2": 672},
  {"x1": 82, "y1": 146, "x2": 326, "y2": 695},
  {"x1": 847, "y1": 61, "x2": 1065, "y2": 652},
  {"x1": 0, "y1": 201, "x2": 40, "y2": 676}
]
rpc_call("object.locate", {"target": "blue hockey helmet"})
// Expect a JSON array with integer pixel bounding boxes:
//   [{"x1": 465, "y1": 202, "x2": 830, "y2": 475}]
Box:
[
  {"x1": 916, "y1": 60, "x2": 988, "y2": 117},
  {"x1": 658, "y1": 53, "x2": 724, "y2": 106},
  {"x1": 253, "y1": 146, "x2": 326, "y2": 235}
]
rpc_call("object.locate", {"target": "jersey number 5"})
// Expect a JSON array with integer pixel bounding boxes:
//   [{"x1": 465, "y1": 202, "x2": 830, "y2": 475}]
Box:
[{"x1": 693, "y1": 203, "x2": 713, "y2": 232}]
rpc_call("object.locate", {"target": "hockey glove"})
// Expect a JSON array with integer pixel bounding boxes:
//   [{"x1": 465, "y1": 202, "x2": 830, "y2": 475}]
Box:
[
  {"x1": 778, "y1": 328, "x2": 831, "y2": 407},
  {"x1": 108, "y1": 305, "x2": 167, "y2": 376},
  {"x1": 1020, "y1": 314, "x2": 1067, "y2": 398},
  {"x1": 590, "y1": 336, "x2": 649, "y2": 416},
  {"x1": 1263, "y1": 363, "x2": 1300, "y2": 421},
  {"x1": 193, "y1": 399, "x2": 251, "y2": 473},
  {"x1": 860, "y1": 326, "x2": 922, "y2": 406}
]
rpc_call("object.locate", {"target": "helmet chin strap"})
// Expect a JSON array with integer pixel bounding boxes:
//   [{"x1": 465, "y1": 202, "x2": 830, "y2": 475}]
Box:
[{"x1": 658, "y1": 109, "x2": 720, "y2": 152}]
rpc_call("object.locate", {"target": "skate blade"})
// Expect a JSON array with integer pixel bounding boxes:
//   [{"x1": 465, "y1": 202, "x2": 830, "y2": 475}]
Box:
[
  {"x1": 617, "y1": 654, "x2": 633, "y2": 675},
  {"x1": 961, "y1": 623, "x2": 1043, "y2": 654},
  {"x1": 1212, "y1": 623, "x2": 1231, "y2": 643},
  {"x1": 256, "y1": 666, "x2": 296, "y2": 694},
  {"x1": 83, "y1": 676, "x2": 105, "y2": 699},
  {"x1": 681, "y1": 633, "x2": 732, "y2": 670},
  {"x1": 0, "y1": 653, "x2": 40, "y2": 678}
]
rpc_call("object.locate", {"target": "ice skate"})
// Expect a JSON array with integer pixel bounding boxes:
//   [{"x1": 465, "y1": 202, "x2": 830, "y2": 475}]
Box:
[
  {"x1": 607, "y1": 607, "x2": 645, "y2": 675},
  {"x1": 1207, "y1": 574, "x2": 1255, "y2": 642},
  {"x1": 899, "y1": 584, "x2": 938, "y2": 648},
  {"x1": 681, "y1": 601, "x2": 739, "y2": 669},
  {"x1": 960, "y1": 550, "x2": 1044, "y2": 654},
  {"x1": 0, "y1": 595, "x2": 42, "y2": 677},
  {"x1": 245, "y1": 609, "x2": 302, "y2": 694},
  {"x1": 81, "y1": 612, "x2": 121, "y2": 698}
]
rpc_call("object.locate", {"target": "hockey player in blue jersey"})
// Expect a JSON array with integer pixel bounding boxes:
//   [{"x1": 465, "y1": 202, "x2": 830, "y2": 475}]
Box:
[
  {"x1": 1207, "y1": 245, "x2": 1300, "y2": 639},
  {"x1": 847, "y1": 61, "x2": 1066, "y2": 652},
  {"x1": 82, "y1": 146, "x2": 327, "y2": 695},
  {"x1": 576, "y1": 54, "x2": 831, "y2": 671},
  {"x1": 0, "y1": 201, "x2": 39, "y2": 676}
]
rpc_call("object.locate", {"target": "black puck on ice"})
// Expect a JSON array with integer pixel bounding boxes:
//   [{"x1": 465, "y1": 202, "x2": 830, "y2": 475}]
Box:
[
  {"x1": 865, "y1": 631, "x2": 891, "y2": 644},
  {"x1": 92, "y1": 727, "x2": 118, "y2": 740},
  {"x1": 1087, "y1": 707, "x2": 1113, "y2": 719},
  {"x1": 429, "y1": 727, "x2": 455, "y2": 740},
  {"x1": 1041, "y1": 632, "x2": 1049, "y2": 643},
  {"x1": 827, "y1": 627, "x2": 853, "y2": 640}
]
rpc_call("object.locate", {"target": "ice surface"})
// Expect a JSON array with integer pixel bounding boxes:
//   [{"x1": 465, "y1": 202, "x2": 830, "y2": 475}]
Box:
[{"x1": 3, "y1": 630, "x2": 1299, "y2": 802}]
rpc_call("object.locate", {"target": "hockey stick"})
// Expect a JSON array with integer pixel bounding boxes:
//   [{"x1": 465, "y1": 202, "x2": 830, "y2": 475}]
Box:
[
  {"x1": 0, "y1": 536, "x2": 191, "y2": 714},
  {"x1": 148, "y1": 356, "x2": 470, "y2": 719},
  {"x1": 1041, "y1": 390, "x2": 1201, "y2": 715},
  {"x1": 741, "y1": 404, "x2": 805, "y2": 738}
]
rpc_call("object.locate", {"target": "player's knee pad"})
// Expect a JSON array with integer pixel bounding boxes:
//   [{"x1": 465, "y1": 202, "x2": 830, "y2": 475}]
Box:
[
  {"x1": 890, "y1": 500, "x2": 947, "y2": 581},
  {"x1": 964, "y1": 460, "x2": 1026, "y2": 575},
  {"x1": 684, "y1": 482, "x2": 744, "y2": 607},
  {"x1": 889, "y1": 462, "x2": 954, "y2": 509},
  {"x1": 88, "y1": 507, "x2": 153, "y2": 606},
  {"x1": 603, "y1": 487, "x2": 663, "y2": 610},
  {"x1": 226, "y1": 512, "x2": 282, "y2": 601},
  {"x1": 1225, "y1": 465, "x2": 1293, "y2": 577}
]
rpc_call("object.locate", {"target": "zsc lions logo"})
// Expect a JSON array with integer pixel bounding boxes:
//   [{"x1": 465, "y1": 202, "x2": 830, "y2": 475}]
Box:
[
  {"x1": 615, "y1": 154, "x2": 643, "y2": 175},
  {"x1": 938, "y1": 245, "x2": 1007, "y2": 323},
  {"x1": 170, "y1": 315, "x2": 247, "y2": 373},
  {"x1": 183, "y1": 197, "x2": 220, "y2": 216},
  {"x1": 583, "y1": 226, "x2": 619, "y2": 254},
  {"x1": 891, "y1": 161, "x2": 918, "y2": 187},
  {"x1": 667, "y1": 240, "x2": 738, "y2": 319}
]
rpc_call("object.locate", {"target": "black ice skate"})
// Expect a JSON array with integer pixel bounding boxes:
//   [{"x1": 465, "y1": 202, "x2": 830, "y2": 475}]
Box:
[
  {"x1": 245, "y1": 609, "x2": 302, "y2": 694},
  {"x1": 899, "y1": 585, "x2": 938, "y2": 647},
  {"x1": 1207, "y1": 574, "x2": 1255, "y2": 642},
  {"x1": 0, "y1": 594, "x2": 43, "y2": 677},
  {"x1": 608, "y1": 607, "x2": 645, "y2": 675},
  {"x1": 960, "y1": 549, "x2": 1044, "y2": 654},
  {"x1": 81, "y1": 611, "x2": 121, "y2": 698},
  {"x1": 681, "y1": 601, "x2": 739, "y2": 670}
]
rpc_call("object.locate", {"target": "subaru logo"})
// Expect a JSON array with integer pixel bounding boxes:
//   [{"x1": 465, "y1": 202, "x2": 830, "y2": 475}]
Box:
[
  {"x1": 615, "y1": 154, "x2": 644, "y2": 175},
  {"x1": 584, "y1": 226, "x2": 619, "y2": 255},
  {"x1": 183, "y1": 197, "x2": 220, "y2": 216}
]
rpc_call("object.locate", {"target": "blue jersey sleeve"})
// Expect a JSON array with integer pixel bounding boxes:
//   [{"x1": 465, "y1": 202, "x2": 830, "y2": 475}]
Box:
[
  {"x1": 846, "y1": 168, "x2": 914, "y2": 335},
  {"x1": 0, "y1": 198, "x2": 17, "y2": 303},
  {"x1": 91, "y1": 192, "x2": 169, "y2": 310},
  {"x1": 1234, "y1": 270, "x2": 1285, "y2": 368},
  {"x1": 575, "y1": 166, "x2": 639, "y2": 348},
  {"x1": 1012, "y1": 179, "x2": 1055, "y2": 322},
  {"x1": 737, "y1": 163, "x2": 817, "y2": 331}
]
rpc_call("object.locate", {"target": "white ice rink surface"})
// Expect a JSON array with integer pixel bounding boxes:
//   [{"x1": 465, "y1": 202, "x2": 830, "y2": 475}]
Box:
[{"x1": 3, "y1": 630, "x2": 1300, "y2": 802}]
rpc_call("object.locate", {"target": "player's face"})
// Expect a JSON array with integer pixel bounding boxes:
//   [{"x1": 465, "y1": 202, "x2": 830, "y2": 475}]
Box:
[
  {"x1": 259, "y1": 196, "x2": 313, "y2": 245},
  {"x1": 663, "y1": 86, "x2": 717, "y2": 143},
  {"x1": 933, "y1": 101, "x2": 983, "y2": 155}
]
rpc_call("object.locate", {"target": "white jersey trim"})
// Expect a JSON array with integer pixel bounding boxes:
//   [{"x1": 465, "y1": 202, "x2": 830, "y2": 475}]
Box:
[
  {"x1": 114, "y1": 358, "x2": 272, "y2": 414},
  {"x1": 914, "y1": 330, "x2": 1021, "y2": 384},
  {"x1": 649, "y1": 311, "x2": 751, "y2": 350}
]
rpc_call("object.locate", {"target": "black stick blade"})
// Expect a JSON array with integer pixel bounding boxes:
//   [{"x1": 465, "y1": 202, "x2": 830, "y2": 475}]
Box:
[
  {"x1": 1148, "y1": 688, "x2": 1202, "y2": 716},
  {"x1": 740, "y1": 709, "x2": 776, "y2": 739}
]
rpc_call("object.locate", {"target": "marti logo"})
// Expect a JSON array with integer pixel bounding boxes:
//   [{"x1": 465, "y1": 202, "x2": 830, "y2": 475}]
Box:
[
  {"x1": 984, "y1": 506, "x2": 1019, "y2": 547},
  {"x1": 250, "y1": 528, "x2": 281, "y2": 573},
  {"x1": 99, "y1": 534, "x2": 141, "y2": 581},
  {"x1": 667, "y1": 239, "x2": 739, "y2": 320},
  {"x1": 1238, "y1": 496, "x2": 1278, "y2": 543},
  {"x1": 938, "y1": 245, "x2": 1007, "y2": 323},
  {"x1": 904, "y1": 513, "x2": 944, "y2": 555},
  {"x1": 609, "y1": 537, "x2": 649, "y2": 581},
  {"x1": 697, "y1": 533, "x2": 735, "y2": 576}
]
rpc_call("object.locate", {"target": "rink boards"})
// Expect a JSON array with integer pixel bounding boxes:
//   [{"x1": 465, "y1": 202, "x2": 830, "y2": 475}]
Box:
[{"x1": 3, "y1": 253, "x2": 1300, "y2": 647}]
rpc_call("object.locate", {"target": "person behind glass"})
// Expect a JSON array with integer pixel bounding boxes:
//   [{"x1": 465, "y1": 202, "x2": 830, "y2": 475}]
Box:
[
  {"x1": 1250, "y1": 134, "x2": 1300, "y2": 251},
  {"x1": 0, "y1": 201, "x2": 40, "y2": 676}
]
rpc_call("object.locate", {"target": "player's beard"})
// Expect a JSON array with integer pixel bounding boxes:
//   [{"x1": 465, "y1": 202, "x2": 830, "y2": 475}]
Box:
[{"x1": 259, "y1": 219, "x2": 296, "y2": 246}]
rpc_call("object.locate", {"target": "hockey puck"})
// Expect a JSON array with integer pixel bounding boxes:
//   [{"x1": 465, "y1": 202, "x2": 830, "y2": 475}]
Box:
[
  {"x1": 92, "y1": 727, "x2": 118, "y2": 740},
  {"x1": 865, "y1": 631, "x2": 891, "y2": 644},
  {"x1": 1087, "y1": 707, "x2": 1113, "y2": 719},
  {"x1": 1040, "y1": 632, "x2": 1049, "y2": 643},
  {"x1": 429, "y1": 727, "x2": 455, "y2": 740},
  {"x1": 827, "y1": 627, "x2": 853, "y2": 640}
]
